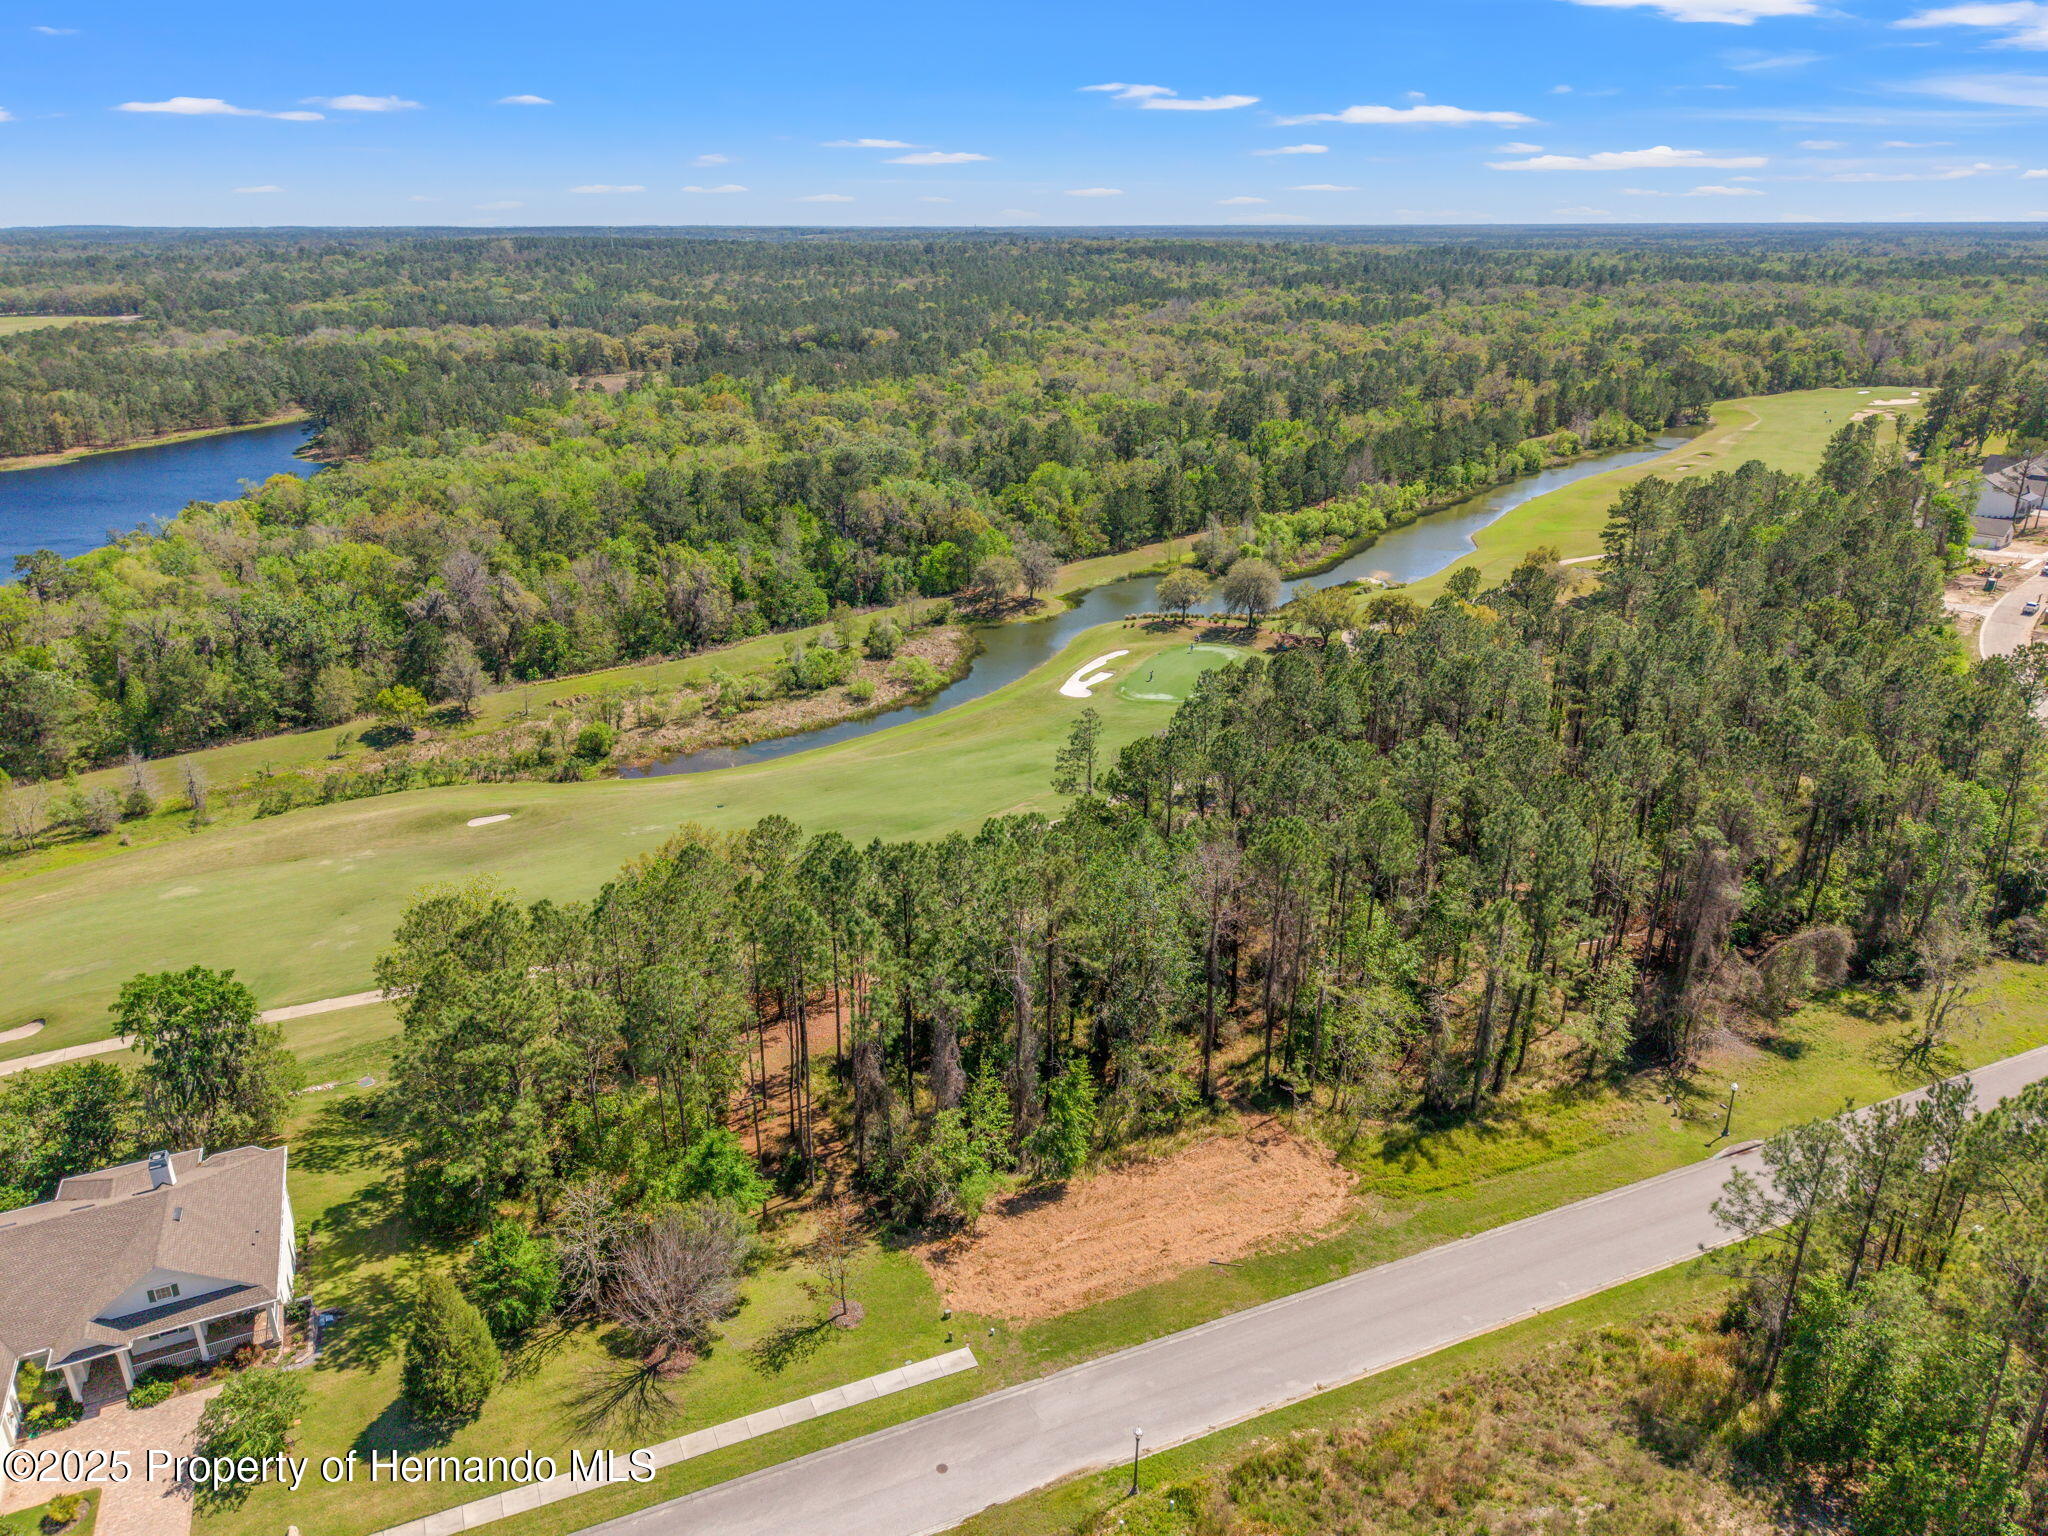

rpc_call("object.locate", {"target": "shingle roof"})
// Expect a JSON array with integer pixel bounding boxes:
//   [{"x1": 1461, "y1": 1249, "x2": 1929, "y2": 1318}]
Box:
[{"x1": 0, "y1": 1146, "x2": 288, "y2": 1368}]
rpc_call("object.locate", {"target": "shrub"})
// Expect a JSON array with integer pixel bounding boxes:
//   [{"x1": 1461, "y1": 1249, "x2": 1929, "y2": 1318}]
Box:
[
  {"x1": 846, "y1": 676, "x2": 877, "y2": 703},
  {"x1": 127, "y1": 1378, "x2": 175, "y2": 1409},
  {"x1": 646, "y1": 1127, "x2": 769, "y2": 1211},
  {"x1": 888, "y1": 655, "x2": 946, "y2": 694},
  {"x1": 401, "y1": 1273, "x2": 500, "y2": 1423},
  {"x1": 193, "y1": 1368, "x2": 305, "y2": 1477},
  {"x1": 40, "y1": 1494, "x2": 85, "y2": 1531},
  {"x1": 463, "y1": 1220, "x2": 561, "y2": 1342},
  {"x1": 862, "y1": 619, "x2": 902, "y2": 660},
  {"x1": 573, "y1": 722, "x2": 617, "y2": 761}
]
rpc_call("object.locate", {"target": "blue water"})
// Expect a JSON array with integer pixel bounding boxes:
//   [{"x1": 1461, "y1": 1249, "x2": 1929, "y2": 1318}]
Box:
[
  {"x1": 0, "y1": 419, "x2": 318, "y2": 563},
  {"x1": 622, "y1": 433, "x2": 1684, "y2": 777}
]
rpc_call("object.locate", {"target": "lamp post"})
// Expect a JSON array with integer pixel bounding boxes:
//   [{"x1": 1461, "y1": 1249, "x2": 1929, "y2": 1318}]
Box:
[
  {"x1": 1130, "y1": 1427, "x2": 1143, "y2": 1496},
  {"x1": 1720, "y1": 1082, "x2": 1739, "y2": 1142}
]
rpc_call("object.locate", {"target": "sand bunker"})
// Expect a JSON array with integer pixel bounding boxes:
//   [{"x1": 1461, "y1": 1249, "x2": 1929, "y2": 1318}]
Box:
[
  {"x1": 467, "y1": 814, "x2": 512, "y2": 827},
  {"x1": 918, "y1": 1120, "x2": 1355, "y2": 1320},
  {"x1": 1059, "y1": 650, "x2": 1128, "y2": 699}
]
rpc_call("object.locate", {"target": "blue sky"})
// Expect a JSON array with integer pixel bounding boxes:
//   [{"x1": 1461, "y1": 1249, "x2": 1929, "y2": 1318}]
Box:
[{"x1": 8, "y1": 0, "x2": 2048, "y2": 226}]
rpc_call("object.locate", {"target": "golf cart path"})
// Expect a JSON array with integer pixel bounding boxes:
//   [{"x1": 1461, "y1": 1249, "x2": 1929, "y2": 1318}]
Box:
[
  {"x1": 587, "y1": 1042, "x2": 2048, "y2": 1536},
  {"x1": 0, "y1": 989, "x2": 388, "y2": 1077}
]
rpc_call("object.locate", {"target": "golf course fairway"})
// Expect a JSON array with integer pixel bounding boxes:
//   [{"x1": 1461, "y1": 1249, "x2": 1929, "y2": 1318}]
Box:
[{"x1": 0, "y1": 625, "x2": 1236, "y2": 1056}]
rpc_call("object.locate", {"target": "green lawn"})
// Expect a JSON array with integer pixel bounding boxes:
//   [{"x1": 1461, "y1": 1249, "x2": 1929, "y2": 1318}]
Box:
[
  {"x1": 4, "y1": 1488, "x2": 101, "y2": 1536},
  {"x1": 0, "y1": 315, "x2": 131, "y2": 334},
  {"x1": 0, "y1": 624, "x2": 1214, "y2": 1055},
  {"x1": 1403, "y1": 385, "x2": 1923, "y2": 600},
  {"x1": 1113, "y1": 643, "x2": 1247, "y2": 703}
]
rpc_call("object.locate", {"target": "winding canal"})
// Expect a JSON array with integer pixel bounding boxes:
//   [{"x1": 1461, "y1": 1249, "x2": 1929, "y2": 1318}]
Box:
[{"x1": 625, "y1": 433, "x2": 1683, "y2": 776}]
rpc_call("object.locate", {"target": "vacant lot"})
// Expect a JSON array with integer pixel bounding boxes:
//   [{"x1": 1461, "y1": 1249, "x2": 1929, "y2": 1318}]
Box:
[{"x1": 919, "y1": 1121, "x2": 1355, "y2": 1320}]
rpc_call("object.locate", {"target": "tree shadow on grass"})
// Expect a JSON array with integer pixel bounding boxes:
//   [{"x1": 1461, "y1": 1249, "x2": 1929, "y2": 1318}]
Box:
[
  {"x1": 502, "y1": 1322, "x2": 578, "y2": 1384},
  {"x1": 747, "y1": 1314, "x2": 836, "y2": 1376},
  {"x1": 294, "y1": 1092, "x2": 399, "y2": 1174},
  {"x1": 562, "y1": 1361, "x2": 677, "y2": 1440},
  {"x1": 352, "y1": 1394, "x2": 462, "y2": 1456}
]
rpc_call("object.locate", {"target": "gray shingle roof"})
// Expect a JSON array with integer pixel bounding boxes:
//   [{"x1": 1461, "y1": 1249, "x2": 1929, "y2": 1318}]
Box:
[{"x1": 0, "y1": 1146, "x2": 288, "y2": 1369}]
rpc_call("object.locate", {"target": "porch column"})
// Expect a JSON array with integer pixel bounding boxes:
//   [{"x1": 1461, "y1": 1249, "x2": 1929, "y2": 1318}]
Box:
[
  {"x1": 267, "y1": 1301, "x2": 285, "y2": 1344},
  {"x1": 59, "y1": 1363, "x2": 85, "y2": 1404},
  {"x1": 193, "y1": 1326, "x2": 211, "y2": 1363},
  {"x1": 114, "y1": 1351, "x2": 133, "y2": 1390}
]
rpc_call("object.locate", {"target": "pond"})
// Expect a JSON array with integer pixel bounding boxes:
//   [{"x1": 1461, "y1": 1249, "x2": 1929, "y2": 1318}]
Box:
[
  {"x1": 0, "y1": 419, "x2": 318, "y2": 564},
  {"x1": 622, "y1": 434, "x2": 1683, "y2": 777}
]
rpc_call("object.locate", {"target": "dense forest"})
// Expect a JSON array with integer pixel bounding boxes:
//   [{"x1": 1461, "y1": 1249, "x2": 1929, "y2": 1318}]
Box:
[{"x1": 5, "y1": 229, "x2": 2048, "y2": 777}]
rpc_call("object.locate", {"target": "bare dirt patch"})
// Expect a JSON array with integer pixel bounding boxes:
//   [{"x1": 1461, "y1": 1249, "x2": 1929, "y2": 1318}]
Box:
[{"x1": 917, "y1": 1119, "x2": 1355, "y2": 1320}]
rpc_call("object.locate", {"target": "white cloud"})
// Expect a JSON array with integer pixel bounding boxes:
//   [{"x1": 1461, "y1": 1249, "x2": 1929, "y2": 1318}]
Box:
[
  {"x1": 1690, "y1": 182, "x2": 1766, "y2": 193},
  {"x1": 497, "y1": 94, "x2": 552, "y2": 106},
  {"x1": 31, "y1": 24, "x2": 77, "y2": 33},
  {"x1": 888, "y1": 150, "x2": 991, "y2": 164},
  {"x1": 1552, "y1": 205, "x2": 1616, "y2": 216},
  {"x1": 1081, "y1": 83, "x2": 1176, "y2": 99},
  {"x1": 1551, "y1": 84, "x2": 1575, "y2": 93},
  {"x1": 406, "y1": 194, "x2": 438, "y2": 202},
  {"x1": 1897, "y1": 4, "x2": 2048, "y2": 49},
  {"x1": 690, "y1": 153, "x2": 730, "y2": 167},
  {"x1": 1911, "y1": 72, "x2": 2048, "y2": 106},
  {"x1": 1217, "y1": 195, "x2": 1267, "y2": 203},
  {"x1": 474, "y1": 200, "x2": 522, "y2": 210},
  {"x1": 2025, "y1": 166, "x2": 2048, "y2": 175},
  {"x1": 998, "y1": 208, "x2": 1040, "y2": 216},
  {"x1": 1798, "y1": 138, "x2": 1847, "y2": 148},
  {"x1": 569, "y1": 183, "x2": 644, "y2": 193},
  {"x1": 1290, "y1": 182, "x2": 1360, "y2": 190},
  {"x1": 1228, "y1": 212, "x2": 1309, "y2": 222},
  {"x1": 1252, "y1": 143, "x2": 1328, "y2": 155},
  {"x1": 1497, "y1": 140, "x2": 1546, "y2": 152},
  {"x1": 0, "y1": 109, "x2": 12, "y2": 123},
  {"x1": 682, "y1": 183, "x2": 747, "y2": 193},
  {"x1": 1884, "y1": 138, "x2": 1953, "y2": 146},
  {"x1": 1725, "y1": 49, "x2": 1823, "y2": 68},
  {"x1": 1145, "y1": 93, "x2": 1259, "y2": 111},
  {"x1": 1563, "y1": 0, "x2": 1820, "y2": 21},
  {"x1": 1280, "y1": 102, "x2": 1535, "y2": 125},
  {"x1": 823, "y1": 137, "x2": 918, "y2": 148},
  {"x1": 232, "y1": 184, "x2": 282, "y2": 194},
  {"x1": 304, "y1": 94, "x2": 420, "y2": 112},
  {"x1": 1825, "y1": 160, "x2": 2007, "y2": 180},
  {"x1": 798, "y1": 192, "x2": 855, "y2": 202},
  {"x1": 1065, "y1": 186, "x2": 1125, "y2": 196},
  {"x1": 115, "y1": 97, "x2": 323, "y2": 120},
  {"x1": 1490, "y1": 144, "x2": 1768, "y2": 169}
]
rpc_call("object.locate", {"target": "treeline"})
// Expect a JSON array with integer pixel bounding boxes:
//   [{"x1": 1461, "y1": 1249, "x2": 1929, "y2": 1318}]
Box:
[
  {"x1": 6, "y1": 231, "x2": 2038, "y2": 778},
  {"x1": 1709, "y1": 1082, "x2": 2048, "y2": 1532},
  {"x1": 345, "y1": 440, "x2": 2047, "y2": 1240}
]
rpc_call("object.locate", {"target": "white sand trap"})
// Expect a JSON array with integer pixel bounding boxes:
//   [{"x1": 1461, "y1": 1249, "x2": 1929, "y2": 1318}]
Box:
[
  {"x1": 0, "y1": 1020, "x2": 44, "y2": 1046},
  {"x1": 467, "y1": 814, "x2": 512, "y2": 827},
  {"x1": 1060, "y1": 650, "x2": 1128, "y2": 699},
  {"x1": 1870, "y1": 397, "x2": 1920, "y2": 407}
]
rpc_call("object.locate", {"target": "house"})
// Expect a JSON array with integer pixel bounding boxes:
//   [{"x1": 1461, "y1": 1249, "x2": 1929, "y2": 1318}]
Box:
[
  {"x1": 1973, "y1": 454, "x2": 2048, "y2": 549},
  {"x1": 0, "y1": 1146, "x2": 295, "y2": 1448}
]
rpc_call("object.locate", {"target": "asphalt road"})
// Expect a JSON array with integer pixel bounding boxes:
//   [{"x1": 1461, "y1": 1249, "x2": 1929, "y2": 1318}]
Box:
[
  {"x1": 1979, "y1": 561, "x2": 2048, "y2": 660},
  {"x1": 595, "y1": 1043, "x2": 2048, "y2": 1536}
]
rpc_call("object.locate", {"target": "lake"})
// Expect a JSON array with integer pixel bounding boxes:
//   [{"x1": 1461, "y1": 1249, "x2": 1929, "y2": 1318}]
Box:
[
  {"x1": 623, "y1": 433, "x2": 1683, "y2": 777},
  {"x1": 0, "y1": 419, "x2": 318, "y2": 564}
]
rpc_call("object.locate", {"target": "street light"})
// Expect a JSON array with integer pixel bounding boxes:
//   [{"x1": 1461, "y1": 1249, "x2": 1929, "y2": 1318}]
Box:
[
  {"x1": 1130, "y1": 1428, "x2": 1144, "y2": 1496},
  {"x1": 1720, "y1": 1082, "x2": 1739, "y2": 1142}
]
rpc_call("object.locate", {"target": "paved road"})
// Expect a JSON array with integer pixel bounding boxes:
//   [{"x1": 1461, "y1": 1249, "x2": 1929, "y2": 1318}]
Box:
[
  {"x1": 594, "y1": 1043, "x2": 2048, "y2": 1536},
  {"x1": 0, "y1": 989, "x2": 389, "y2": 1077},
  {"x1": 1979, "y1": 561, "x2": 2048, "y2": 660}
]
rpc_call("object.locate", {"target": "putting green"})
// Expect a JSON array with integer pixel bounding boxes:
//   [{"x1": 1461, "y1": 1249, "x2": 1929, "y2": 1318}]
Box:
[{"x1": 1115, "y1": 643, "x2": 1247, "y2": 703}]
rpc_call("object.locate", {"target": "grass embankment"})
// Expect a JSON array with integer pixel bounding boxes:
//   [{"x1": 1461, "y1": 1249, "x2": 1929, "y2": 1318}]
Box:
[
  {"x1": 1401, "y1": 385, "x2": 1922, "y2": 600},
  {"x1": 0, "y1": 624, "x2": 1235, "y2": 1054},
  {"x1": 0, "y1": 408, "x2": 310, "y2": 473},
  {"x1": 0, "y1": 314, "x2": 133, "y2": 335},
  {"x1": 188, "y1": 962, "x2": 2048, "y2": 1536}
]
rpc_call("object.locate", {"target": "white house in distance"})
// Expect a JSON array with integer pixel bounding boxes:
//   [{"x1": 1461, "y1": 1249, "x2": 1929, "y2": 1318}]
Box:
[{"x1": 0, "y1": 1147, "x2": 295, "y2": 1449}]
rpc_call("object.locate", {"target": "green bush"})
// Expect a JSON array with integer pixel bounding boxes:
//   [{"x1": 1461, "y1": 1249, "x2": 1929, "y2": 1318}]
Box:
[
  {"x1": 127, "y1": 1378, "x2": 175, "y2": 1409},
  {"x1": 463, "y1": 1220, "x2": 561, "y2": 1341},
  {"x1": 846, "y1": 676, "x2": 877, "y2": 703},
  {"x1": 572, "y1": 722, "x2": 617, "y2": 761},
  {"x1": 401, "y1": 1273, "x2": 500, "y2": 1423},
  {"x1": 888, "y1": 655, "x2": 946, "y2": 694},
  {"x1": 40, "y1": 1493, "x2": 85, "y2": 1531},
  {"x1": 193, "y1": 1368, "x2": 305, "y2": 1479},
  {"x1": 862, "y1": 619, "x2": 902, "y2": 659}
]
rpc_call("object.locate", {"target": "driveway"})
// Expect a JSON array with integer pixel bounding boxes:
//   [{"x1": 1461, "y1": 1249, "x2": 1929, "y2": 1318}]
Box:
[
  {"x1": 1, "y1": 1386, "x2": 219, "y2": 1536},
  {"x1": 587, "y1": 1042, "x2": 2048, "y2": 1536}
]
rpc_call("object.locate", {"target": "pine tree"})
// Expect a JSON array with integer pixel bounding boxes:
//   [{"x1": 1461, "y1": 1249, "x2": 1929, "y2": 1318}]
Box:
[{"x1": 401, "y1": 1272, "x2": 501, "y2": 1423}]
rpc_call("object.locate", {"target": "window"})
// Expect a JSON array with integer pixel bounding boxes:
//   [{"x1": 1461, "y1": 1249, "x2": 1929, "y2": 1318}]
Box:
[{"x1": 145, "y1": 1283, "x2": 180, "y2": 1304}]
